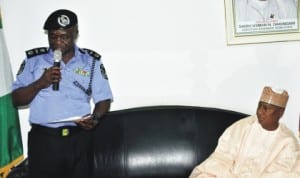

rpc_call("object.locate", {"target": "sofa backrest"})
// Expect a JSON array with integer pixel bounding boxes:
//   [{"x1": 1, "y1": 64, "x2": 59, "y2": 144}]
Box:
[{"x1": 92, "y1": 105, "x2": 248, "y2": 178}]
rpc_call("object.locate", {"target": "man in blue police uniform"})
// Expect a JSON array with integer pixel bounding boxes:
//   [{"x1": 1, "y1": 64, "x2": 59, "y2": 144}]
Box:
[{"x1": 12, "y1": 9, "x2": 113, "y2": 178}]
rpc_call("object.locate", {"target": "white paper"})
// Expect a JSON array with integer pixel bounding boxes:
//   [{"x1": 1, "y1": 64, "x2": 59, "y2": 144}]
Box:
[{"x1": 48, "y1": 115, "x2": 92, "y2": 123}]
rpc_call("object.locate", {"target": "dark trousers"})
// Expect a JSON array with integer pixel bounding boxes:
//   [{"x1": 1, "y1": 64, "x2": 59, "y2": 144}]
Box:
[{"x1": 28, "y1": 125, "x2": 93, "y2": 178}]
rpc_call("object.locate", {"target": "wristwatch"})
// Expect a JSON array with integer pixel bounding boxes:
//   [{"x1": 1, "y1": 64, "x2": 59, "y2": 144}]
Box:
[{"x1": 92, "y1": 113, "x2": 102, "y2": 123}]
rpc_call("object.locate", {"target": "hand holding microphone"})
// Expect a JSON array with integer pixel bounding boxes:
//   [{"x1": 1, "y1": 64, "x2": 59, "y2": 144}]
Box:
[
  {"x1": 52, "y1": 49, "x2": 62, "y2": 91},
  {"x1": 34, "y1": 49, "x2": 62, "y2": 90}
]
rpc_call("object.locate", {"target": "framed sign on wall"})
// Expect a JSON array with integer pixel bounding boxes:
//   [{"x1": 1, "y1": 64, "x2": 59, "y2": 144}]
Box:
[{"x1": 224, "y1": 0, "x2": 300, "y2": 45}]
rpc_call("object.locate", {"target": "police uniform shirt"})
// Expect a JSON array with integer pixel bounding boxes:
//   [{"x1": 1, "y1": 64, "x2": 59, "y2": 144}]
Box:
[{"x1": 12, "y1": 46, "x2": 113, "y2": 128}]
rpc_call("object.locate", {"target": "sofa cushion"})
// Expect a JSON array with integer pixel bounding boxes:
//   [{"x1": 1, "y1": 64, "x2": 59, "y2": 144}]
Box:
[{"x1": 92, "y1": 105, "x2": 248, "y2": 178}]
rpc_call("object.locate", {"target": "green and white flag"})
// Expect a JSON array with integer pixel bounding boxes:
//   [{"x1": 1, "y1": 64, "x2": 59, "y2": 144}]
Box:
[{"x1": 0, "y1": 8, "x2": 23, "y2": 178}]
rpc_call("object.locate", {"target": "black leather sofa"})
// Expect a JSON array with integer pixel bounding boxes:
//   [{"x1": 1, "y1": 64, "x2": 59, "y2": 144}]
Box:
[{"x1": 8, "y1": 105, "x2": 248, "y2": 178}]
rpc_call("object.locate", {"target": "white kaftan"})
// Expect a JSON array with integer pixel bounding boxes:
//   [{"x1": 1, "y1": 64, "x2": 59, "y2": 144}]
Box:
[{"x1": 189, "y1": 115, "x2": 300, "y2": 178}]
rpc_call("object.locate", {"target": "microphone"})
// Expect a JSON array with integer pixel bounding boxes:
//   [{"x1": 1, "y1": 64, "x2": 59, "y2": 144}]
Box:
[{"x1": 52, "y1": 49, "x2": 62, "y2": 91}]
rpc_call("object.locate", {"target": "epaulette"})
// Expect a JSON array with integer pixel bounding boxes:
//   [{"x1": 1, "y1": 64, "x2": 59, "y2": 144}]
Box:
[
  {"x1": 81, "y1": 48, "x2": 101, "y2": 60},
  {"x1": 26, "y1": 47, "x2": 48, "y2": 58}
]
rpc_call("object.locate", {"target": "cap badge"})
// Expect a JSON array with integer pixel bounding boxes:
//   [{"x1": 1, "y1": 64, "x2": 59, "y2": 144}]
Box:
[{"x1": 57, "y1": 15, "x2": 70, "y2": 27}]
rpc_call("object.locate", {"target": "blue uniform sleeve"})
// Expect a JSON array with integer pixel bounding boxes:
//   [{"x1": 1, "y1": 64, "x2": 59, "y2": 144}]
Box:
[
  {"x1": 91, "y1": 59, "x2": 113, "y2": 104},
  {"x1": 12, "y1": 59, "x2": 35, "y2": 90}
]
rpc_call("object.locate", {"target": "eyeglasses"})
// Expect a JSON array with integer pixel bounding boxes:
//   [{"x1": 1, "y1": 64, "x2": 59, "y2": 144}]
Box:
[{"x1": 48, "y1": 34, "x2": 73, "y2": 42}]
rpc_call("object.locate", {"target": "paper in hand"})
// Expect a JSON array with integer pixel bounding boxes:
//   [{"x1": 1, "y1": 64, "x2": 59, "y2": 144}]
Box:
[{"x1": 48, "y1": 114, "x2": 92, "y2": 123}]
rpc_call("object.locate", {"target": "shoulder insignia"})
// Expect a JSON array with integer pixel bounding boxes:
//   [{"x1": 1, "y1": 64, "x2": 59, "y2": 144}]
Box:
[
  {"x1": 82, "y1": 48, "x2": 101, "y2": 60},
  {"x1": 26, "y1": 47, "x2": 48, "y2": 58},
  {"x1": 17, "y1": 60, "x2": 26, "y2": 75},
  {"x1": 100, "y1": 64, "x2": 108, "y2": 80}
]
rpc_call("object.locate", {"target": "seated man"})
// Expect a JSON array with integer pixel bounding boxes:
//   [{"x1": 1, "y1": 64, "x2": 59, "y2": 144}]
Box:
[{"x1": 189, "y1": 86, "x2": 300, "y2": 178}]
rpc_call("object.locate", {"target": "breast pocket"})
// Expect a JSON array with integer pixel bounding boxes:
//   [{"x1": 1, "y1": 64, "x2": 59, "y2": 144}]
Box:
[
  {"x1": 67, "y1": 67, "x2": 92, "y2": 99},
  {"x1": 73, "y1": 68, "x2": 91, "y2": 88}
]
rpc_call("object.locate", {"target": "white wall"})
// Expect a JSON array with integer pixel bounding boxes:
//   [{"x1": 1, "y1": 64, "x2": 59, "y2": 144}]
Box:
[{"x1": 1, "y1": 0, "x2": 299, "y2": 155}]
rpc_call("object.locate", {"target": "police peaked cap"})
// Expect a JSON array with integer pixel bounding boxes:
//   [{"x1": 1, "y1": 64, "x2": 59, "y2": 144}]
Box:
[{"x1": 43, "y1": 9, "x2": 78, "y2": 30}]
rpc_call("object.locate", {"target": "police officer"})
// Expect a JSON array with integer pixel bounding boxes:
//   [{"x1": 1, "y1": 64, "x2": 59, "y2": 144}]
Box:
[{"x1": 12, "y1": 9, "x2": 113, "y2": 178}]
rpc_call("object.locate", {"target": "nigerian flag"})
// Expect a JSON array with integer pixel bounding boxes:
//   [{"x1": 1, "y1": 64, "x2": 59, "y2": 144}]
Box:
[{"x1": 0, "y1": 8, "x2": 24, "y2": 178}]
